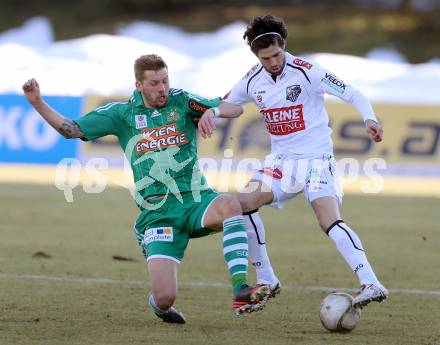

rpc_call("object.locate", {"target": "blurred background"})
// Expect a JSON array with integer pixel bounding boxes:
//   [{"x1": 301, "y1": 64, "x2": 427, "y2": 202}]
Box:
[
  {"x1": 1, "y1": 0, "x2": 440, "y2": 62},
  {"x1": 1, "y1": 0, "x2": 440, "y2": 196}
]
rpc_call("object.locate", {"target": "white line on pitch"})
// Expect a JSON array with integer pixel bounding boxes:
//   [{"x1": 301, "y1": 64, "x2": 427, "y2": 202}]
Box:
[{"x1": 1, "y1": 273, "x2": 439, "y2": 297}]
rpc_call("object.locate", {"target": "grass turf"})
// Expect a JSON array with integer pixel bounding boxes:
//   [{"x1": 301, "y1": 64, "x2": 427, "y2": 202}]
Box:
[{"x1": 1, "y1": 183, "x2": 439, "y2": 344}]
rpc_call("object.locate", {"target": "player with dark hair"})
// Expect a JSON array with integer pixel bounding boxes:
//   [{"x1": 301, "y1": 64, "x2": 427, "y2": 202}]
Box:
[
  {"x1": 198, "y1": 15, "x2": 388, "y2": 308},
  {"x1": 243, "y1": 14, "x2": 288, "y2": 56},
  {"x1": 23, "y1": 54, "x2": 269, "y2": 324}
]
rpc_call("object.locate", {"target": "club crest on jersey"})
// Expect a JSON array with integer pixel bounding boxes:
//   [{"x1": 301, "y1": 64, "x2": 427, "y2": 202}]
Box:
[
  {"x1": 167, "y1": 110, "x2": 180, "y2": 122},
  {"x1": 135, "y1": 114, "x2": 148, "y2": 129},
  {"x1": 286, "y1": 85, "x2": 301, "y2": 102}
]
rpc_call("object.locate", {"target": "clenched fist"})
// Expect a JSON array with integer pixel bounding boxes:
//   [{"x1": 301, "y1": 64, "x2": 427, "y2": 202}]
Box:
[
  {"x1": 365, "y1": 119, "x2": 384, "y2": 142},
  {"x1": 22, "y1": 78, "x2": 41, "y2": 104}
]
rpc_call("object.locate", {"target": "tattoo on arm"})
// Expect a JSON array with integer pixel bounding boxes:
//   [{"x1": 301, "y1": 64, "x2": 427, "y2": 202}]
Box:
[{"x1": 58, "y1": 118, "x2": 84, "y2": 138}]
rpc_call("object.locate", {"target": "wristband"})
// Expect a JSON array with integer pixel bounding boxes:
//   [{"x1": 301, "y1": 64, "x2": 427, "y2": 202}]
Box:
[{"x1": 211, "y1": 107, "x2": 220, "y2": 117}]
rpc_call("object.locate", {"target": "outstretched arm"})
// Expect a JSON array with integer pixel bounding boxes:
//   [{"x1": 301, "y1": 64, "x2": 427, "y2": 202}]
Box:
[
  {"x1": 198, "y1": 101, "x2": 243, "y2": 138},
  {"x1": 308, "y1": 61, "x2": 384, "y2": 143},
  {"x1": 22, "y1": 78, "x2": 84, "y2": 139}
]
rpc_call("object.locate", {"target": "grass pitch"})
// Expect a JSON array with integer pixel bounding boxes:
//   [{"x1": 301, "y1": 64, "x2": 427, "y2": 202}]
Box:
[{"x1": 0, "y1": 183, "x2": 439, "y2": 345}]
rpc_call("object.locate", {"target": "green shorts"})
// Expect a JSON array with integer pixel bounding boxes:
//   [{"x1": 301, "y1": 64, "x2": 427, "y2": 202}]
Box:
[{"x1": 133, "y1": 189, "x2": 220, "y2": 263}]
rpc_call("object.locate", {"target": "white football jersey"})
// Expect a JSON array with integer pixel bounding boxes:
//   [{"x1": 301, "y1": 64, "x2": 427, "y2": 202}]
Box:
[{"x1": 225, "y1": 52, "x2": 359, "y2": 156}]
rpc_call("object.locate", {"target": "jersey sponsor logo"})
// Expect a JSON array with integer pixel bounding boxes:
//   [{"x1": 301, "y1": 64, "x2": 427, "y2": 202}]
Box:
[
  {"x1": 244, "y1": 64, "x2": 260, "y2": 79},
  {"x1": 258, "y1": 167, "x2": 283, "y2": 179},
  {"x1": 255, "y1": 94, "x2": 265, "y2": 109},
  {"x1": 135, "y1": 114, "x2": 148, "y2": 129},
  {"x1": 151, "y1": 110, "x2": 161, "y2": 118},
  {"x1": 136, "y1": 123, "x2": 188, "y2": 153},
  {"x1": 143, "y1": 227, "x2": 173, "y2": 245},
  {"x1": 0, "y1": 94, "x2": 80, "y2": 164},
  {"x1": 254, "y1": 91, "x2": 266, "y2": 107},
  {"x1": 286, "y1": 84, "x2": 302, "y2": 102},
  {"x1": 322, "y1": 73, "x2": 347, "y2": 94},
  {"x1": 354, "y1": 263, "x2": 364, "y2": 273},
  {"x1": 305, "y1": 179, "x2": 328, "y2": 185},
  {"x1": 261, "y1": 105, "x2": 305, "y2": 136},
  {"x1": 293, "y1": 58, "x2": 313, "y2": 70},
  {"x1": 188, "y1": 99, "x2": 210, "y2": 114}
]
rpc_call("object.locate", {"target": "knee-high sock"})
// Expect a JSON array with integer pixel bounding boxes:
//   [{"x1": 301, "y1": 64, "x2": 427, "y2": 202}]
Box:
[
  {"x1": 327, "y1": 220, "x2": 381, "y2": 286},
  {"x1": 244, "y1": 211, "x2": 279, "y2": 285},
  {"x1": 223, "y1": 215, "x2": 249, "y2": 295}
]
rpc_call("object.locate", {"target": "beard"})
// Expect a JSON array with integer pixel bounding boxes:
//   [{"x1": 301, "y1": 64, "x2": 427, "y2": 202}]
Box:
[
  {"x1": 143, "y1": 92, "x2": 168, "y2": 108},
  {"x1": 264, "y1": 57, "x2": 286, "y2": 77}
]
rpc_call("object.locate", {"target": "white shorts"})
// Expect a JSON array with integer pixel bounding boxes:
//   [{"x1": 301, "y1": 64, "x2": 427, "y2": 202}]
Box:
[{"x1": 250, "y1": 153, "x2": 343, "y2": 208}]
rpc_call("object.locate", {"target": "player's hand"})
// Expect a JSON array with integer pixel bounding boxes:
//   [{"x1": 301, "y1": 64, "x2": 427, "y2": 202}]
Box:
[
  {"x1": 22, "y1": 78, "x2": 42, "y2": 104},
  {"x1": 198, "y1": 109, "x2": 216, "y2": 138},
  {"x1": 365, "y1": 119, "x2": 383, "y2": 142}
]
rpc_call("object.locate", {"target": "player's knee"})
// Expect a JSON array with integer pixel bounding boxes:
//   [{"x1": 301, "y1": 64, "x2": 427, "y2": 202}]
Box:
[
  {"x1": 219, "y1": 196, "x2": 242, "y2": 219},
  {"x1": 154, "y1": 291, "x2": 176, "y2": 310},
  {"x1": 317, "y1": 215, "x2": 337, "y2": 232},
  {"x1": 238, "y1": 191, "x2": 273, "y2": 213}
]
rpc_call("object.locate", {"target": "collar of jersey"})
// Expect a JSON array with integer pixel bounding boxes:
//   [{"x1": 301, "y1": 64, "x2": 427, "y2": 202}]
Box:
[
  {"x1": 132, "y1": 90, "x2": 146, "y2": 109},
  {"x1": 262, "y1": 61, "x2": 287, "y2": 82}
]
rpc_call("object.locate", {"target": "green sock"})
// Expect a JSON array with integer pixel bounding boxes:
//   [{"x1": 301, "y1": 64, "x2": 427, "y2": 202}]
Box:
[{"x1": 223, "y1": 215, "x2": 249, "y2": 295}]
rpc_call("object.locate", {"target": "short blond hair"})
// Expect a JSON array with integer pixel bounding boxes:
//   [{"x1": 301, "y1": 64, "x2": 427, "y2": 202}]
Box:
[{"x1": 134, "y1": 54, "x2": 168, "y2": 81}]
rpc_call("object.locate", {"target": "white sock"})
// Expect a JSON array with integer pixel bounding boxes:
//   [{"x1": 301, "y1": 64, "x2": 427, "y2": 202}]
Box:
[
  {"x1": 244, "y1": 211, "x2": 279, "y2": 285},
  {"x1": 327, "y1": 220, "x2": 381, "y2": 286}
]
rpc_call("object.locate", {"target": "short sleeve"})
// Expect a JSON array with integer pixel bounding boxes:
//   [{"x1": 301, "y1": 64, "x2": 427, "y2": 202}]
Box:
[
  {"x1": 223, "y1": 78, "x2": 254, "y2": 105},
  {"x1": 223, "y1": 65, "x2": 261, "y2": 106},
  {"x1": 74, "y1": 103, "x2": 122, "y2": 141}
]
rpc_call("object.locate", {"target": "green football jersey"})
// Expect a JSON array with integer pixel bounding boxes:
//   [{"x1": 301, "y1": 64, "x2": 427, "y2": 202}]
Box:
[{"x1": 75, "y1": 89, "x2": 220, "y2": 205}]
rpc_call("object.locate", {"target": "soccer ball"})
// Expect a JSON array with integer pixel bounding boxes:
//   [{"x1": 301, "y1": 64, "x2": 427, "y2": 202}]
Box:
[{"x1": 319, "y1": 292, "x2": 361, "y2": 332}]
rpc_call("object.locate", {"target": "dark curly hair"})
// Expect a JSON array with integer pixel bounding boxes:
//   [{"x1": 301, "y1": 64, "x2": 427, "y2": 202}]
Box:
[{"x1": 243, "y1": 15, "x2": 288, "y2": 54}]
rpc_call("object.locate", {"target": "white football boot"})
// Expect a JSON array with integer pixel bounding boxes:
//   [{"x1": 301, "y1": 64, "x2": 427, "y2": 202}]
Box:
[{"x1": 353, "y1": 283, "x2": 389, "y2": 308}]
